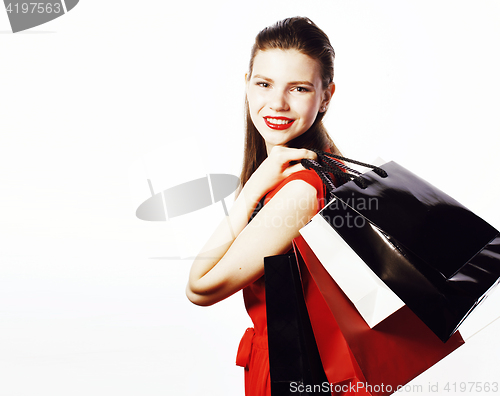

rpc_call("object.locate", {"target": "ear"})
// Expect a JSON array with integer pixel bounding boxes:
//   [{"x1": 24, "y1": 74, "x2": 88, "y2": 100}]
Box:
[
  {"x1": 244, "y1": 72, "x2": 250, "y2": 93},
  {"x1": 320, "y1": 82, "x2": 335, "y2": 113}
]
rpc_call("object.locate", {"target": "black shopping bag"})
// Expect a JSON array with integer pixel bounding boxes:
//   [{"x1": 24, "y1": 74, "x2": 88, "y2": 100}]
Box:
[
  {"x1": 264, "y1": 254, "x2": 327, "y2": 395},
  {"x1": 302, "y1": 153, "x2": 500, "y2": 342}
]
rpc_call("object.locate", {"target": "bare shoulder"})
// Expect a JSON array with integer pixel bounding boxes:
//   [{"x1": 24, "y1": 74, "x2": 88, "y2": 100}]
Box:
[
  {"x1": 281, "y1": 178, "x2": 318, "y2": 194},
  {"x1": 268, "y1": 178, "x2": 318, "y2": 205}
]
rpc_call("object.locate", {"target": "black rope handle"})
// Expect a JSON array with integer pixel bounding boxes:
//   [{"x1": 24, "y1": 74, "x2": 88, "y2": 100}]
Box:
[
  {"x1": 321, "y1": 155, "x2": 362, "y2": 176},
  {"x1": 302, "y1": 156, "x2": 367, "y2": 194},
  {"x1": 300, "y1": 150, "x2": 388, "y2": 197},
  {"x1": 313, "y1": 149, "x2": 388, "y2": 178},
  {"x1": 304, "y1": 159, "x2": 338, "y2": 192}
]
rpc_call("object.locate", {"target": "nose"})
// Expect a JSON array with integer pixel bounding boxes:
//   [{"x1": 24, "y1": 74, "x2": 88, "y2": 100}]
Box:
[{"x1": 269, "y1": 90, "x2": 289, "y2": 112}]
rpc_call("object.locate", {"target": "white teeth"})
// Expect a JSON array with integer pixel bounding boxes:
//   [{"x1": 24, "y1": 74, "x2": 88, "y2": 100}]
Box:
[{"x1": 266, "y1": 118, "x2": 292, "y2": 125}]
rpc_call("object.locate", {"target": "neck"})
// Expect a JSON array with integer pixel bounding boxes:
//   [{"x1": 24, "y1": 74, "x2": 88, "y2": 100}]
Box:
[{"x1": 265, "y1": 142, "x2": 274, "y2": 155}]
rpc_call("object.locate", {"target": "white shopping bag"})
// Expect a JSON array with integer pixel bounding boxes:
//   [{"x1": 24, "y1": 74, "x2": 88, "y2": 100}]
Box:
[{"x1": 299, "y1": 205, "x2": 405, "y2": 328}]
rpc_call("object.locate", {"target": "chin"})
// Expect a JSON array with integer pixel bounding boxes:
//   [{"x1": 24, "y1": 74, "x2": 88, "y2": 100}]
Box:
[{"x1": 263, "y1": 135, "x2": 292, "y2": 149}]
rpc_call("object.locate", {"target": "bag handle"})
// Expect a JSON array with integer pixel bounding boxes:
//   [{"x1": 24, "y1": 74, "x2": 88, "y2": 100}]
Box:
[{"x1": 301, "y1": 150, "x2": 387, "y2": 196}]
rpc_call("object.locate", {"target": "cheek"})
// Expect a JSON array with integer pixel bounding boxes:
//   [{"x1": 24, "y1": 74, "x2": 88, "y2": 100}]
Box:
[
  {"x1": 296, "y1": 98, "x2": 321, "y2": 122},
  {"x1": 247, "y1": 90, "x2": 261, "y2": 114},
  {"x1": 250, "y1": 90, "x2": 266, "y2": 107},
  {"x1": 247, "y1": 96, "x2": 262, "y2": 126}
]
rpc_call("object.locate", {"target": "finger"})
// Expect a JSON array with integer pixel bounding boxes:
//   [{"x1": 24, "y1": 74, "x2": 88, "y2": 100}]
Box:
[
  {"x1": 273, "y1": 147, "x2": 318, "y2": 163},
  {"x1": 302, "y1": 149, "x2": 318, "y2": 162}
]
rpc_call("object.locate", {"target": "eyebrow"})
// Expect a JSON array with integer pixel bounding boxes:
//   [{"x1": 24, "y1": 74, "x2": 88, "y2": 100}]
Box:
[{"x1": 252, "y1": 74, "x2": 315, "y2": 87}]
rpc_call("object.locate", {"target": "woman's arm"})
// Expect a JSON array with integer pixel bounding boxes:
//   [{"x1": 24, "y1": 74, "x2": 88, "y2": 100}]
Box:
[{"x1": 186, "y1": 147, "x2": 318, "y2": 306}]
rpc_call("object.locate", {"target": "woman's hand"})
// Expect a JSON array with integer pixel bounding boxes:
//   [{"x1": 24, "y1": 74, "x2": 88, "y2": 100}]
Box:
[{"x1": 246, "y1": 146, "x2": 317, "y2": 199}]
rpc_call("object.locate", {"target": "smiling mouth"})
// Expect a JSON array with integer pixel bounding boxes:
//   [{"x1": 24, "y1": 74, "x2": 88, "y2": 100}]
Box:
[{"x1": 264, "y1": 117, "x2": 295, "y2": 130}]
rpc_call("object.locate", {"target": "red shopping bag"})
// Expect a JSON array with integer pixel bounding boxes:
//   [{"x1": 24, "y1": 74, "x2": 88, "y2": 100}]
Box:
[{"x1": 292, "y1": 235, "x2": 464, "y2": 396}]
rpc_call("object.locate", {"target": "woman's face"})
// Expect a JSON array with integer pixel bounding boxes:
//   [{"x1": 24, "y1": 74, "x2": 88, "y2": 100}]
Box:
[{"x1": 246, "y1": 49, "x2": 333, "y2": 153}]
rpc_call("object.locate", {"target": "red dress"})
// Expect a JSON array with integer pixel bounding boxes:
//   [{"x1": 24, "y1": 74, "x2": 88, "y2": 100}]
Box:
[{"x1": 235, "y1": 169, "x2": 328, "y2": 396}]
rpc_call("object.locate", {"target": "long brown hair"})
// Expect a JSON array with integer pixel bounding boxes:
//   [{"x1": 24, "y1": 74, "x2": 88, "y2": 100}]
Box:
[{"x1": 240, "y1": 17, "x2": 341, "y2": 186}]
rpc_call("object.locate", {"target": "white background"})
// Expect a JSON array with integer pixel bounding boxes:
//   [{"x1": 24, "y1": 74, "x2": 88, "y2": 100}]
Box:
[{"x1": 1, "y1": 1, "x2": 499, "y2": 395}]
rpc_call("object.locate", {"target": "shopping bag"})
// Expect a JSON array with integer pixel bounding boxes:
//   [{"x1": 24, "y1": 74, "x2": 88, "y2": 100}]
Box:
[
  {"x1": 300, "y1": 213, "x2": 404, "y2": 328},
  {"x1": 301, "y1": 152, "x2": 500, "y2": 342},
  {"x1": 293, "y1": 235, "x2": 464, "y2": 396},
  {"x1": 264, "y1": 253, "x2": 328, "y2": 395}
]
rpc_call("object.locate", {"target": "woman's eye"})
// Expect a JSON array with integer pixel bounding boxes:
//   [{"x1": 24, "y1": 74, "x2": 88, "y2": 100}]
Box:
[
  {"x1": 294, "y1": 86, "x2": 310, "y2": 93},
  {"x1": 257, "y1": 82, "x2": 270, "y2": 88}
]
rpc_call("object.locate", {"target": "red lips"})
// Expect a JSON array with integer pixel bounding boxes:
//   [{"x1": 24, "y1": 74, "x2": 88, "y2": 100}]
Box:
[{"x1": 264, "y1": 116, "x2": 295, "y2": 130}]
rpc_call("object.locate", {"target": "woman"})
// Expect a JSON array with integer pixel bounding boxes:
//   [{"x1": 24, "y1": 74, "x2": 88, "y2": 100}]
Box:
[{"x1": 187, "y1": 16, "x2": 340, "y2": 395}]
